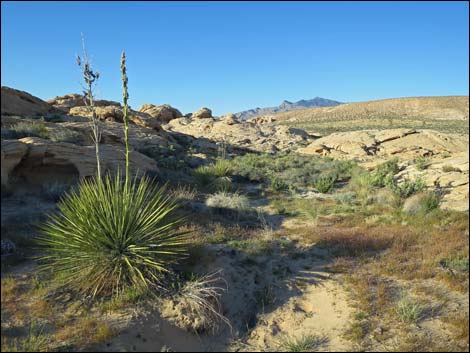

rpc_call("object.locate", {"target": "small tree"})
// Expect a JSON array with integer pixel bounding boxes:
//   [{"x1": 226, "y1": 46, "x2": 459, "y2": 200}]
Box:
[{"x1": 77, "y1": 34, "x2": 102, "y2": 179}]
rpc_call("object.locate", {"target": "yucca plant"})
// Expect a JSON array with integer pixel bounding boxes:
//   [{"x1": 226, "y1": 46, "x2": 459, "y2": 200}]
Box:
[
  {"x1": 37, "y1": 172, "x2": 188, "y2": 297},
  {"x1": 37, "y1": 48, "x2": 189, "y2": 298}
]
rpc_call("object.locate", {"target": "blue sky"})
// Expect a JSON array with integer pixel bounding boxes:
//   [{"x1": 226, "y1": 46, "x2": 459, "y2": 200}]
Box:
[{"x1": 1, "y1": 1, "x2": 468, "y2": 115}]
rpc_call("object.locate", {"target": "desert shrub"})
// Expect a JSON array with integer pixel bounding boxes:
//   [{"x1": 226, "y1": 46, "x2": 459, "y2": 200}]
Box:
[
  {"x1": 231, "y1": 152, "x2": 355, "y2": 188},
  {"x1": 10, "y1": 121, "x2": 49, "y2": 139},
  {"x1": 312, "y1": 175, "x2": 337, "y2": 193},
  {"x1": 370, "y1": 158, "x2": 400, "y2": 187},
  {"x1": 442, "y1": 165, "x2": 461, "y2": 173},
  {"x1": 415, "y1": 156, "x2": 430, "y2": 171},
  {"x1": 205, "y1": 191, "x2": 249, "y2": 213},
  {"x1": 388, "y1": 177, "x2": 426, "y2": 198},
  {"x1": 37, "y1": 173, "x2": 188, "y2": 298},
  {"x1": 50, "y1": 128, "x2": 82, "y2": 143}
]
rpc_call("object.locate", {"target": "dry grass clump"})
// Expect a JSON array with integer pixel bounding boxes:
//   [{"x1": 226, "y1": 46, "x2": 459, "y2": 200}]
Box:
[
  {"x1": 278, "y1": 334, "x2": 327, "y2": 352},
  {"x1": 162, "y1": 271, "x2": 231, "y2": 333},
  {"x1": 206, "y1": 191, "x2": 250, "y2": 213}
]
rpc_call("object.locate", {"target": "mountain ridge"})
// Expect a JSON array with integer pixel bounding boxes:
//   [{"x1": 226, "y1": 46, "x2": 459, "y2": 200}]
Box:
[{"x1": 234, "y1": 97, "x2": 343, "y2": 120}]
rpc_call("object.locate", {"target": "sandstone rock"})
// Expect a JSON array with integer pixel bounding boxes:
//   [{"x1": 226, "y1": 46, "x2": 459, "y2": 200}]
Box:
[
  {"x1": 1, "y1": 86, "x2": 58, "y2": 117},
  {"x1": 68, "y1": 105, "x2": 162, "y2": 130},
  {"x1": 63, "y1": 120, "x2": 174, "y2": 151},
  {"x1": 47, "y1": 93, "x2": 121, "y2": 113},
  {"x1": 192, "y1": 107, "x2": 213, "y2": 119},
  {"x1": 219, "y1": 114, "x2": 239, "y2": 125},
  {"x1": 1, "y1": 137, "x2": 158, "y2": 187},
  {"x1": 1, "y1": 140, "x2": 29, "y2": 185},
  {"x1": 165, "y1": 116, "x2": 312, "y2": 153},
  {"x1": 138, "y1": 104, "x2": 182, "y2": 124}
]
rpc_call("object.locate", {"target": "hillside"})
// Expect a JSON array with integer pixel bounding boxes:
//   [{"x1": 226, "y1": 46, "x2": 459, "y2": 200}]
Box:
[
  {"x1": 268, "y1": 96, "x2": 469, "y2": 135},
  {"x1": 234, "y1": 97, "x2": 342, "y2": 120}
]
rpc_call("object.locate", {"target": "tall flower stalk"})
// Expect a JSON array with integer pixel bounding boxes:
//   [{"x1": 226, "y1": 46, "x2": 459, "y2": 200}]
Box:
[
  {"x1": 77, "y1": 34, "x2": 101, "y2": 179},
  {"x1": 120, "y1": 51, "x2": 130, "y2": 185}
]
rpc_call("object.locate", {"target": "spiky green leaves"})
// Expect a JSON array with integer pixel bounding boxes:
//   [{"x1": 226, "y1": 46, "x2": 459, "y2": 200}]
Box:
[{"x1": 37, "y1": 173, "x2": 188, "y2": 298}]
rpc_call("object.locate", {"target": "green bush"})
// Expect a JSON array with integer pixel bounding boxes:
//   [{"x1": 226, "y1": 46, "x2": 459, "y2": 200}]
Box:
[
  {"x1": 231, "y1": 152, "x2": 354, "y2": 190},
  {"x1": 370, "y1": 158, "x2": 400, "y2": 187},
  {"x1": 388, "y1": 177, "x2": 426, "y2": 198},
  {"x1": 38, "y1": 173, "x2": 188, "y2": 297},
  {"x1": 313, "y1": 175, "x2": 337, "y2": 193}
]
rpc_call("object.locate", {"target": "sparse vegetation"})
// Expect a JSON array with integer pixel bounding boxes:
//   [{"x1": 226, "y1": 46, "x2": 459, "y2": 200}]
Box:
[
  {"x1": 50, "y1": 128, "x2": 82, "y2": 143},
  {"x1": 415, "y1": 156, "x2": 430, "y2": 170},
  {"x1": 206, "y1": 191, "x2": 250, "y2": 214},
  {"x1": 279, "y1": 334, "x2": 327, "y2": 352},
  {"x1": 395, "y1": 296, "x2": 425, "y2": 323},
  {"x1": 9, "y1": 120, "x2": 50, "y2": 139},
  {"x1": 442, "y1": 164, "x2": 462, "y2": 173}
]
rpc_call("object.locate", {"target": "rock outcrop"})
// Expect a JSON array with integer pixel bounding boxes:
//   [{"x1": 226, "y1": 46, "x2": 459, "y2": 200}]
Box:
[
  {"x1": 68, "y1": 105, "x2": 162, "y2": 130},
  {"x1": 47, "y1": 93, "x2": 121, "y2": 112},
  {"x1": 138, "y1": 104, "x2": 182, "y2": 123},
  {"x1": 1, "y1": 86, "x2": 59, "y2": 117},
  {"x1": 297, "y1": 129, "x2": 467, "y2": 160},
  {"x1": 1, "y1": 137, "x2": 159, "y2": 187},
  {"x1": 192, "y1": 107, "x2": 213, "y2": 119},
  {"x1": 165, "y1": 116, "x2": 313, "y2": 153}
]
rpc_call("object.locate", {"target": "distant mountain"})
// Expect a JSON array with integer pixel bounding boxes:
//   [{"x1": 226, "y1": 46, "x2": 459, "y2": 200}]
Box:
[{"x1": 234, "y1": 97, "x2": 343, "y2": 120}]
